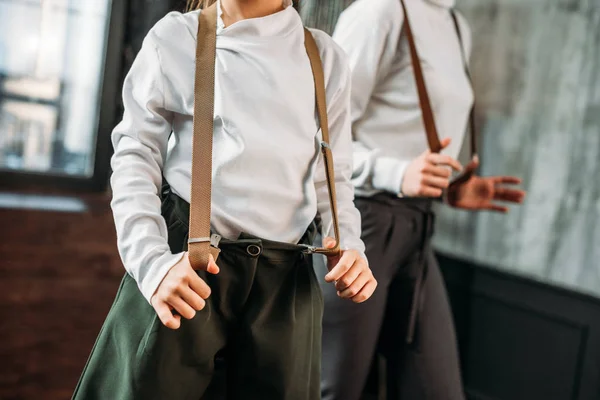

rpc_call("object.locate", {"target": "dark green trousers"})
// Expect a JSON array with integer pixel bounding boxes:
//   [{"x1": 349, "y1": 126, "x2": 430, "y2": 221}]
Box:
[{"x1": 73, "y1": 189, "x2": 323, "y2": 400}]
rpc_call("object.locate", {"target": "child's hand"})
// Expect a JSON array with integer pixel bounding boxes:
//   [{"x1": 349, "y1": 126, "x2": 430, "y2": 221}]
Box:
[
  {"x1": 151, "y1": 252, "x2": 219, "y2": 330},
  {"x1": 322, "y1": 237, "x2": 377, "y2": 303}
]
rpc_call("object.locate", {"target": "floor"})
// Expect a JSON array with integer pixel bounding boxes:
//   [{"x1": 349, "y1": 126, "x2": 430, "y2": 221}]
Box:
[{"x1": 0, "y1": 192, "x2": 123, "y2": 400}]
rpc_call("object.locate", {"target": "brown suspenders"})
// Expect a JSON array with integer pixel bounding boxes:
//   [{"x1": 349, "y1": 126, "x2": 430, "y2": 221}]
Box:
[
  {"x1": 399, "y1": 0, "x2": 478, "y2": 344},
  {"x1": 187, "y1": 4, "x2": 341, "y2": 271},
  {"x1": 399, "y1": 0, "x2": 477, "y2": 159}
]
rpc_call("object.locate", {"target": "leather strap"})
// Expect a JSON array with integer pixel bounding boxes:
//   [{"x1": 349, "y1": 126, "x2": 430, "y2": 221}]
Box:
[
  {"x1": 188, "y1": 5, "x2": 341, "y2": 269},
  {"x1": 399, "y1": 0, "x2": 477, "y2": 158},
  {"x1": 304, "y1": 28, "x2": 341, "y2": 257},
  {"x1": 399, "y1": 0, "x2": 442, "y2": 153},
  {"x1": 451, "y1": 10, "x2": 477, "y2": 158}
]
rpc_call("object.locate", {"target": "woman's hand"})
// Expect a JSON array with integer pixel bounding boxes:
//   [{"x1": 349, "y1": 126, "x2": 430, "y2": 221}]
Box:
[
  {"x1": 322, "y1": 237, "x2": 377, "y2": 303},
  {"x1": 446, "y1": 156, "x2": 526, "y2": 212},
  {"x1": 150, "y1": 252, "x2": 219, "y2": 330},
  {"x1": 401, "y1": 137, "x2": 463, "y2": 197}
]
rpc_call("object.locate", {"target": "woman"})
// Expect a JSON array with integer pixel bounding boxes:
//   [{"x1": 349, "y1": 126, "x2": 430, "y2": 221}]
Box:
[
  {"x1": 72, "y1": 0, "x2": 376, "y2": 398},
  {"x1": 316, "y1": 0, "x2": 525, "y2": 399}
]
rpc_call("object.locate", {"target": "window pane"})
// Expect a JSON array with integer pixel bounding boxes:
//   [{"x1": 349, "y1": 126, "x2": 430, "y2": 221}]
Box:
[{"x1": 0, "y1": 0, "x2": 112, "y2": 176}]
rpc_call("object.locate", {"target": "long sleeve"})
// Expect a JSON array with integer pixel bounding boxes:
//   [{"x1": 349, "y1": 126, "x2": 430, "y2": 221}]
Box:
[
  {"x1": 333, "y1": 3, "x2": 411, "y2": 195},
  {"x1": 312, "y1": 34, "x2": 366, "y2": 259},
  {"x1": 110, "y1": 33, "x2": 184, "y2": 303},
  {"x1": 454, "y1": 11, "x2": 473, "y2": 67}
]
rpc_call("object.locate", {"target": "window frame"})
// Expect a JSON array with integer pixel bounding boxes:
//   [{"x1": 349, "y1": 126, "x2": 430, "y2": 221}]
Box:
[{"x1": 0, "y1": 0, "x2": 126, "y2": 193}]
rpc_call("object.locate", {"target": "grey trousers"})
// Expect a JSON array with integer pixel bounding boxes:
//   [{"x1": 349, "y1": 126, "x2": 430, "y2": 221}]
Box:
[{"x1": 317, "y1": 194, "x2": 465, "y2": 400}]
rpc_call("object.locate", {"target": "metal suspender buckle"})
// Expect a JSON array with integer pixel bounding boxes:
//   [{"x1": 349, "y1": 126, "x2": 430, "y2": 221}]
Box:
[
  {"x1": 187, "y1": 234, "x2": 221, "y2": 249},
  {"x1": 301, "y1": 245, "x2": 318, "y2": 254}
]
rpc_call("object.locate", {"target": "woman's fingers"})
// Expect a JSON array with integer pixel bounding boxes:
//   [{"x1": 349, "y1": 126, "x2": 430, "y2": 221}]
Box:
[
  {"x1": 422, "y1": 174, "x2": 451, "y2": 189},
  {"x1": 335, "y1": 262, "x2": 363, "y2": 292},
  {"x1": 493, "y1": 176, "x2": 522, "y2": 185},
  {"x1": 494, "y1": 187, "x2": 526, "y2": 203},
  {"x1": 351, "y1": 278, "x2": 378, "y2": 304},
  {"x1": 425, "y1": 153, "x2": 463, "y2": 172},
  {"x1": 325, "y1": 251, "x2": 356, "y2": 283},
  {"x1": 486, "y1": 203, "x2": 509, "y2": 213},
  {"x1": 422, "y1": 164, "x2": 452, "y2": 178},
  {"x1": 338, "y1": 270, "x2": 370, "y2": 299},
  {"x1": 417, "y1": 186, "x2": 444, "y2": 198}
]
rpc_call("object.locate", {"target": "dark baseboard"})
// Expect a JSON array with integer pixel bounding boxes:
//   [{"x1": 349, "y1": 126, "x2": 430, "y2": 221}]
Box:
[
  {"x1": 466, "y1": 389, "x2": 502, "y2": 400},
  {"x1": 437, "y1": 252, "x2": 600, "y2": 400}
]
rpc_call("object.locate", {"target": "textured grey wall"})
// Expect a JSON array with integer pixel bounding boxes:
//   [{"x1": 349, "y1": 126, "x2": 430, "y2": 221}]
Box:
[
  {"x1": 434, "y1": 0, "x2": 600, "y2": 297},
  {"x1": 299, "y1": 0, "x2": 600, "y2": 297},
  {"x1": 298, "y1": 0, "x2": 352, "y2": 34}
]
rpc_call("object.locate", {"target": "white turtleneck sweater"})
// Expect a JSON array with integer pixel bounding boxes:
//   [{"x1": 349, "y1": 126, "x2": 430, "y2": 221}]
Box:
[
  {"x1": 333, "y1": 0, "x2": 474, "y2": 196},
  {"x1": 110, "y1": 0, "x2": 365, "y2": 302}
]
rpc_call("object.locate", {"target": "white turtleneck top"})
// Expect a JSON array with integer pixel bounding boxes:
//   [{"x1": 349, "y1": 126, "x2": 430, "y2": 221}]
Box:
[
  {"x1": 333, "y1": 0, "x2": 474, "y2": 196},
  {"x1": 110, "y1": 0, "x2": 365, "y2": 302}
]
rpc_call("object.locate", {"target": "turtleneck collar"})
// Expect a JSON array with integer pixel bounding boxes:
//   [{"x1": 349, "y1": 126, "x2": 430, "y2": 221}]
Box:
[{"x1": 216, "y1": 0, "x2": 298, "y2": 37}]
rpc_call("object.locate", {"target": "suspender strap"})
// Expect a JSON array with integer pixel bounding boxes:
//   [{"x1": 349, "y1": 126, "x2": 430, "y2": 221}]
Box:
[
  {"x1": 188, "y1": 5, "x2": 341, "y2": 269},
  {"x1": 451, "y1": 10, "x2": 477, "y2": 159},
  {"x1": 304, "y1": 28, "x2": 341, "y2": 257},
  {"x1": 399, "y1": 0, "x2": 442, "y2": 153},
  {"x1": 188, "y1": 4, "x2": 220, "y2": 269},
  {"x1": 399, "y1": 0, "x2": 477, "y2": 158}
]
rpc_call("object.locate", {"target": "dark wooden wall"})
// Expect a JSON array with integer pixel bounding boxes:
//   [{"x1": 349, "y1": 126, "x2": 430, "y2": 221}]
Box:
[
  {"x1": 439, "y1": 254, "x2": 600, "y2": 400},
  {"x1": 0, "y1": 2, "x2": 187, "y2": 398},
  {"x1": 0, "y1": 194, "x2": 122, "y2": 400}
]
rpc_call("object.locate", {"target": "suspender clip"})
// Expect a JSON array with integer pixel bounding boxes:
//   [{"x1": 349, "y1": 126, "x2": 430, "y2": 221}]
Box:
[
  {"x1": 188, "y1": 234, "x2": 221, "y2": 249},
  {"x1": 210, "y1": 234, "x2": 222, "y2": 249},
  {"x1": 301, "y1": 245, "x2": 318, "y2": 254}
]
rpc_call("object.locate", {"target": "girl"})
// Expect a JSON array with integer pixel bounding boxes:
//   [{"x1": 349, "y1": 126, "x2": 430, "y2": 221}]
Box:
[
  {"x1": 72, "y1": 0, "x2": 376, "y2": 399},
  {"x1": 316, "y1": 0, "x2": 525, "y2": 399}
]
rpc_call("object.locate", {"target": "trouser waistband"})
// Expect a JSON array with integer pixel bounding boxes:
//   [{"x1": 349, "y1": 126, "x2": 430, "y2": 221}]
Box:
[{"x1": 161, "y1": 182, "x2": 317, "y2": 255}]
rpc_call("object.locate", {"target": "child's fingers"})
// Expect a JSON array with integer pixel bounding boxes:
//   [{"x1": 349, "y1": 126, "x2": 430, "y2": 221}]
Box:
[
  {"x1": 325, "y1": 251, "x2": 356, "y2": 283},
  {"x1": 206, "y1": 254, "x2": 220, "y2": 274},
  {"x1": 188, "y1": 273, "x2": 212, "y2": 300},
  {"x1": 179, "y1": 286, "x2": 207, "y2": 311},
  {"x1": 153, "y1": 299, "x2": 181, "y2": 330},
  {"x1": 168, "y1": 296, "x2": 196, "y2": 320},
  {"x1": 338, "y1": 270, "x2": 370, "y2": 299}
]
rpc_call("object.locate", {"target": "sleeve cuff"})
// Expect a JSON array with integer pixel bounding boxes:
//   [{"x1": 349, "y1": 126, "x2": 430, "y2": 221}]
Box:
[
  {"x1": 139, "y1": 251, "x2": 186, "y2": 304},
  {"x1": 372, "y1": 156, "x2": 409, "y2": 195}
]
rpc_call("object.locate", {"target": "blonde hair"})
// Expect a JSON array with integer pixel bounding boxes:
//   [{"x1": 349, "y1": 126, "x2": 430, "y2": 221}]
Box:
[{"x1": 186, "y1": 0, "x2": 216, "y2": 11}]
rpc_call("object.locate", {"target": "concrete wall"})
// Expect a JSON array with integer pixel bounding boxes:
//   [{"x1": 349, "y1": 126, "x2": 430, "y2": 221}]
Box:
[{"x1": 300, "y1": 0, "x2": 600, "y2": 297}]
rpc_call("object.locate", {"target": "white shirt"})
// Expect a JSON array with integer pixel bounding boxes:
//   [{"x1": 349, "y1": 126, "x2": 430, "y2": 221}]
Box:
[
  {"x1": 110, "y1": 0, "x2": 365, "y2": 302},
  {"x1": 333, "y1": 0, "x2": 474, "y2": 196}
]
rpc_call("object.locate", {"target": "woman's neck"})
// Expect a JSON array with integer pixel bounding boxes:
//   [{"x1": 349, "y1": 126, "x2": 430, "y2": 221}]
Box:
[{"x1": 220, "y1": 0, "x2": 285, "y2": 26}]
